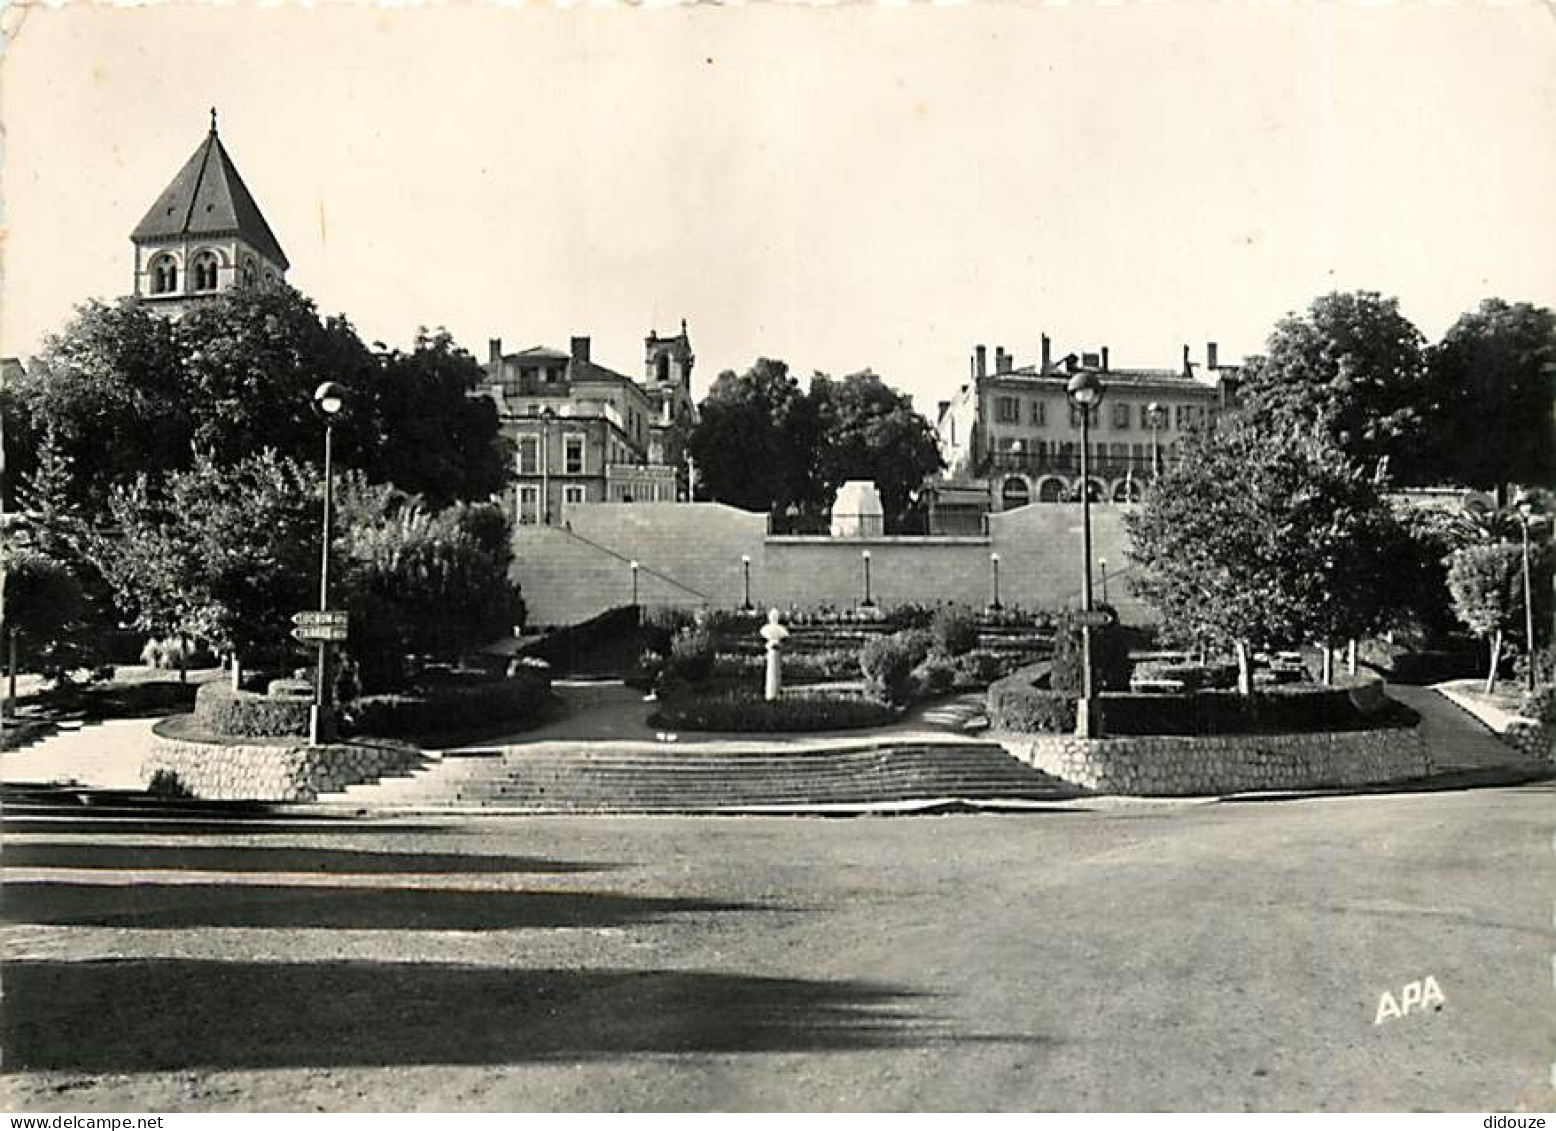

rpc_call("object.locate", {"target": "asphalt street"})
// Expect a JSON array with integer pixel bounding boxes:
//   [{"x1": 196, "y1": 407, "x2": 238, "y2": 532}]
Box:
[{"x1": 1, "y1": 779, "x2": 1552, "y2": 1112}]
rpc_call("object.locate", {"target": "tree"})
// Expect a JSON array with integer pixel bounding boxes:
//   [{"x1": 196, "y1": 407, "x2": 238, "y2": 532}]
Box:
[
  {"x1": 12, "y1": 287, "x2": 509, "y2": 515},
  {"x1": 1424, "y1": 299, "x2": 1556, "y2": 504},
  {"x1": 1445, "y1": 541, "x2": 1553, "y2": 693},
  {"x1": 362, "y1": 330, "x2": 511, "y2": 508},
  {"x1": 340, "y1": 500, "x2": 525, "y2": 691},
  {"x1": 687, "y1": 359, "x2": 822, "y2": 515},
  {"x1": 1240, "y1": 292, "x2": 1434, "y2": 481},
  {"x1": 1, "y1": 548, "x2": 100, "y2": 686},
  {"x1": 1125, "y1": 417, "x2": 1405, "y2": 693},
  {"x1": 810, "y1": 371, "x2": 945, "y2": 525},
  {"x1": 92, "y1": 451, "x2": 325, "y2": 681}
]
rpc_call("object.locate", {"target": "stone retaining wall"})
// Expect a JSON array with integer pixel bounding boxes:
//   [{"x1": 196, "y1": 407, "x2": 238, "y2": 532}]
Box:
[
  {"x1": 144, "y1": 733, "x2": 422, "y2": 801},
  {"x1": 997, "y1": 726, "x2": 1430, "y2": 796}
]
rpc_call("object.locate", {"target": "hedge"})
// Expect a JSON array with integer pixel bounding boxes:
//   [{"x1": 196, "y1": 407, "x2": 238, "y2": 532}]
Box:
[
  {"x1": 522, "y1": 605, "x2": 639, "y2": 671},
  {"x1": 346, "y1": 673, "x2": 551, "y2": 739},
  {"x1": 648, "y1": 691, "x2": 898, "y2": 733},
  {"x1": 989, "y1": 667, "x2": 1403, "y2": 736},
  {"x1": 193, "y1": 682, "x2": 312, "y2": 739},
  {"x1": 1387, "y1": 649, "x2": 1483, "y2": 685},
  {"x1": 988, "y1": 664, "x2": 1077, "y2": 733},
  {"x1": 1050, "y1": 612, "x2": 1133, "y2": 694}
]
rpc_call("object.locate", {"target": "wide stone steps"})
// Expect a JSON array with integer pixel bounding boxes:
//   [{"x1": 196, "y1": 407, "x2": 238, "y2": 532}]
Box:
[{"x1": 319, "y1": 740, "x2": 1076, "y2": 811}]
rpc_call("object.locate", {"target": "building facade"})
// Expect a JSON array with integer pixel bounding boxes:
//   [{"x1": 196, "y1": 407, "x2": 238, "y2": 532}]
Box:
[
  {"x1": 130, "y1": 113, "x2": 289, "y2": 312},
  {"x1": 483, "y1": 324, "x2": 698, "y2": 527},
  {"x1": 935, "y1": 335, "x2": 1242, "y2": 511}
]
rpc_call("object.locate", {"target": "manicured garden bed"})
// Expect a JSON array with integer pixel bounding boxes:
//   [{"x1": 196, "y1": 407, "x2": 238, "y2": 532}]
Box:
[{"x1": 648, "y1": 691, "x2": 900, "y2": 733}]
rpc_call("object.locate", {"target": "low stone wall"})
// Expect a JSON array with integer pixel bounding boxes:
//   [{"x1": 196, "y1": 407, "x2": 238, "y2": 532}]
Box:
[
  {"x1": 144, "y1": 732, "x2": 422, "y2": 802},
  {"x1": 997, "y1": 726, "x2": 1430, "y2": 796}
]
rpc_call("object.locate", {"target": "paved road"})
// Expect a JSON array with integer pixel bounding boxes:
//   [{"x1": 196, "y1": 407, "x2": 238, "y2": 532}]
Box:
[{"x1": 2, "y1": 779, "x2": 1551, "y2": 1112}]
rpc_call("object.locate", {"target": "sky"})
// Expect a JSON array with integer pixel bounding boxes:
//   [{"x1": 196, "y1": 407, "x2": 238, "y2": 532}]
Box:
[{"x1": 3, "y1": 2, "x2": 1554, "y2": 412}]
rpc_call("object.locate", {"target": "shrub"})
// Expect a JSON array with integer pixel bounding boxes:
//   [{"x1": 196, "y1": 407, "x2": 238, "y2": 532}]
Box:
[
  {"x1": 347, "y1": 672, "x2": 550, "y2": 739},
  {"x1": 930, "y1": 605, "x2": 980, "y2": 657},
  {"x1": 1513, "y1": 645, "x2": 1556, "y2": 692},
  {"x1": 1520, "y1": 685, "x2": 1556, "y2": 728},
  {"x1": 1050, "y1": 612, "x2": 1133, "y2": 695},
  {"x1": 140, "y1": 636, "x2": 217, "y2": 670},
  {"x1": 649, "y1": 691, "x2": 898, "y2": 733},
  {"x1": 860, "y1": 631, "x2": 929, "y2": 705},
  {"x1": 665, "y1": 625, "x2": 716, "y2": 683},
  {"x1": 640, "y1": 605, "x2": 697, "y2": 655},
  {"x1": 1131, "y1": 661, "x2": 1238, "y2": 693},
  {"x1": 953, "y1": 648, "x2": 1011, "y2": 688},
  {"x1": 988, "y1": 668, "x2": 1076, "y2": 733},
  {"x1": 193, "y1": 682, "x2": 311, "y2": 738},
  {"x1": 1388, "y1": 649, "x2": 1484, "y2": 685},
  {"x1": 145, "y1": 768, "x2": 192, "y2": 798},
  {"x1": 1097, "y1": 683, "x2": 1398, "y2": 736},
  {"x1": 912, "y1": 653, "x2": 958, "y2": 696},
  {"x1": 523, "y1": 605, "x2": 640, "y2": 671}
]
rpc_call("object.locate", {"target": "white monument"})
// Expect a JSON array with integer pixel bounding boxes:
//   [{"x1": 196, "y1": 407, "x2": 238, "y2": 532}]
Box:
[
  {"x1": 758, "y1": 608, "x2": 790, "y2": 701},
  {"x1": 829, "y1": 480, "x2": 885, "y2": 538}
]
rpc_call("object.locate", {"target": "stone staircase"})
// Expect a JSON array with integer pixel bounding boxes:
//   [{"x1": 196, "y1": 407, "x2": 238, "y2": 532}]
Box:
[
  {"x1": 317, "y1": 738, "x2": 1077, "y2": 812},
  {"x1": 1, "y1": 718, "x2": 158, "y2": 790}
]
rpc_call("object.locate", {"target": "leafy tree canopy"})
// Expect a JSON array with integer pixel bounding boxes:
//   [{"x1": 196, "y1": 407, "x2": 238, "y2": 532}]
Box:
[
  {"x1": 1125, "y1": 415, "x2": 1408, "y2": 692},
  {"x1": 10, "y1": 287, "x2": 508, "y2": 514},
  {"x1": 687, "y1": 361, "x2": 942, "y2": 526},
  {"x1": 1424, "y1": 299, "x2": 1556, "y2": 502},
  {"x1": 810, "y1": 370, "x2": 945, "y2": 521},
  {"x1": 1240, "y1": 291, "x2": 1432, "y2": 481}
]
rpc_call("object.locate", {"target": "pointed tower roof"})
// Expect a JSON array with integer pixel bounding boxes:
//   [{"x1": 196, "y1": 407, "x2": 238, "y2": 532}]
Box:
[{"x1": 131, "y1": 114, "x2": 290, "y2": 270}]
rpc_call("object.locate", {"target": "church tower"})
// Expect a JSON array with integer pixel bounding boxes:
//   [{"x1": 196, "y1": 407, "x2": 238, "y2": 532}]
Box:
[{"x1": 130, "y1": 111, "x2": 289, "y2": 310}]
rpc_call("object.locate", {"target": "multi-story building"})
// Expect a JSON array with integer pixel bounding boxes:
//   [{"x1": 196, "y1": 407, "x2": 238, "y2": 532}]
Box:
[
  {"x1": 129, "y1": 112, "x2": 289, "y2": 312},
  {"x1": 483, "y1": 324, "x2": 698, "y2": 526},
  {"x1": 934, "y1": 335, "x2": 1242, "y2": 512}
]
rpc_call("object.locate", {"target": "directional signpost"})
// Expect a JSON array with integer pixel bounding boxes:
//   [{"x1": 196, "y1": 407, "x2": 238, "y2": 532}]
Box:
[
  {"x1": 1071, "y1": 609, "x2": 1114, "y2": 630},
  {"x1": 291, "y1": 610, "x2": 349, "y2": 644}
]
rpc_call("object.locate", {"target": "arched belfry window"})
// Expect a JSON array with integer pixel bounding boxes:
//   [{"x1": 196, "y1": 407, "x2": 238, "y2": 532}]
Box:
[
  {"x1": 239, "y1": 257, "x2": 258, "y2": 286},
  {"x1": 192, "y1": 251, "x2": 219, "y2": 292},
  {"x1": 656, "y1": 354, "x2": 670, "y2": 383},
  {"x1": 150, "y1": 255, "x2": 178, "y2": 295}
]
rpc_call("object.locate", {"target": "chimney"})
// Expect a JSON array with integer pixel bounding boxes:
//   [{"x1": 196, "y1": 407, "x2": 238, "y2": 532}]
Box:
[
  {"x1": 969, "y1": 355, "x2": 977, "y2": 381},
  {"x1": 1040, "y1": 334, "x2": 1052, "y2": 372},
  {"x1": 996, "y1": 347, "x2": 1013, "y2": 375},
  {"x1": 936, "y1": 399, "x2": 951, "y2": 422},
  {"x1": 570, "y1": 336, "x2": 591, "y2": 364},
  {"x1": 1207, "y1": 341, "x2": 1219, "y2": 370},
  {"x1": 1101, "y1": 346, "x2": 1110, "y2": 372},
  {"x1": 1081, "y1": 351, "x2": 1100, "y2": 369},
  {"x1": 1182, "y1": 344, "x2": 1192, "y2": 376},
  {"x1": 975, "y1": 345, "x2": 987, "y2": 379},
  {"x1": 488, "y1": 338, "x2": 502, "y2": 368}
]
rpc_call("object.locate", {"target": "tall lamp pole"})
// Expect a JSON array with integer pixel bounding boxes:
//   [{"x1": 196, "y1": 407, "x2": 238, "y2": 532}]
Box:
[
  {"x1": 861, "y1": 549, "x2": 874, "y2": 608},
  {"x1": 741, "y1": 554, "x2": 753, "y2": 611},
  {"x1": 1516, "y1": 494, "x2": 1545, "y2": 695},
  {"x1": 990, "y1": 552, "x2": 1002, "y2": 611},
  {"x1": 630, "y1": 559, "x2": 640, "y2": 608},
  {"x1": 309, "y1": 382, "x2": 346, "y2": 747},
  {"x1": 540, "y1": 406, "x2": 556, "y2": 525},
  {"x1": 1147, "y1": 402, "x2": 1163, "y2": 480},
  {"x1": 1067, "y1": 369, "x2": 1106, "y2": 738}
]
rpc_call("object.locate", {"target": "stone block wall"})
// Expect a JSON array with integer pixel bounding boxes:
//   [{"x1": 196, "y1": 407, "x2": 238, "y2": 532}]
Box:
[
  {"x1": 998, "y1": 726, "x2": 1430, "y2": 796},
  {"x1": 144, "y1": 734, "x2": 421, "y2": 801},
  {"x1": 514, "y1": 500, "x2": 1143, "y2": 626}
]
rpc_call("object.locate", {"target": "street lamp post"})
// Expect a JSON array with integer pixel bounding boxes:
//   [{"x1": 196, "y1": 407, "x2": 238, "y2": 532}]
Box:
[
  {"x1": 540, "y1": 406, "x2": 556, "y2": 525},
  {"x1": 990, "y1": 552, "x2": 1002, "y2": 611},
  {"x1": 741, "y1": 554, "x2": 753, "y2": 611},
  {"x1": 1067, "y1": 370, "x2": 1106, "y2": 738},
  {"x1": 1100, "y1": 557, "x2": 1109, "y2": 606},
  {"x1": 1515, "y1": 495, "x2": 1545, "y2": 695},
  {"x1": 1147, "y1": 402, "x2": 1163, "y2": 480},
  {"x1": 861, "y1": 550, "x2": 874, "y2": 608},
  {"x1": 630, "y1": 559, "x2": 640, "y2": 608},
  {"x1": 309, "y1": 381, "x2": 346, "y2": 747}
]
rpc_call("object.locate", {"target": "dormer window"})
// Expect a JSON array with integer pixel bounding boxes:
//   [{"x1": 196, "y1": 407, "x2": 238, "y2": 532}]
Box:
[
  {"x1": 192, "y1": 251, "x2": 220, "y2": 292},
  {"x1": 150, "y1": 254, "x2": 179, "y2": 295}
]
